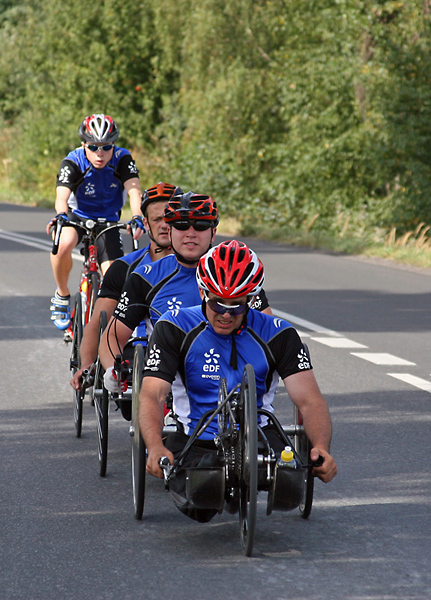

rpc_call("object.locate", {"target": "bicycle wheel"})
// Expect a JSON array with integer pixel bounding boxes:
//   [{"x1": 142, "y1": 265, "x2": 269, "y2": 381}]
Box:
[
  {"x1": 94, "y1": 311, "x2": 109, "y2": 477},
  {"x1": 238, "y1": 364, "x2": 258, "y2": 557},
  {"x1": 131, "y1": 344, "x2": 146, "y2": 519},
  {"x1": 293, "y1": 407, "x2": 315, "y2": 519},
  {"x1": 70, "y1": 293, "x2": 84, "y2": 438}
]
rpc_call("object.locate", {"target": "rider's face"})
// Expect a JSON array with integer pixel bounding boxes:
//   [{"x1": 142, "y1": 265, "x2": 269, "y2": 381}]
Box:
[
  {"x1": 144, "y1": 202, "x2": 170, "y2": 248},
  {"x1": 170, "y1": 223, "x2": 216, "y2": 265},
  {"x1": 201, "y1": 290, "x2": 248, "y2": 336},
  {"x1": 82, "y1": 142, "x2": 114, "y2": 169}
]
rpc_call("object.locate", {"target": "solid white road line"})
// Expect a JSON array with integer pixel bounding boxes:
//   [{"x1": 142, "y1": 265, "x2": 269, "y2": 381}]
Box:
[
  {"x1": 0, "y1": 229, "x2": 82, "y2": 260},
  {"x1": 272, "y1": 308, "x2": 342, "y2": 337}
]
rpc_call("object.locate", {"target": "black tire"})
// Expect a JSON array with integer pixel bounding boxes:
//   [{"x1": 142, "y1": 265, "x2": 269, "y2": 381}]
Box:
[
  {"x1": 238, "y1": 364, "x2": 258, "y2": 557},
  {"x1": 94, "y1": 311, "x2": 109, "y2": 477},
  {"x1": 70, "y1": 293, "x2": 84, "y2": 438},
  {"x1": 131, "y1": 344, "x2": 146, "y2": 519},
  {"x1": 293, "y1": 406, "x2": 315, "y2": 519}
]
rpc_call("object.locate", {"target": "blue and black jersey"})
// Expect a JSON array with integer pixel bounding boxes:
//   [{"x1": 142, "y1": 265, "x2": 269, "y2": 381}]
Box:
[
  {"x1": 56, "y1": 146, "x2": 139, "y2": 221},
  {"x1": 143, "y1": 305, "x2": 312, "y2": 439}
]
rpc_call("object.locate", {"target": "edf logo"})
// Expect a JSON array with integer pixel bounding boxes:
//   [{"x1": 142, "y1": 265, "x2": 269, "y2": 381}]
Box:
[{"x1": 203, "y1": 348, "x2": 220, "y2": 373}]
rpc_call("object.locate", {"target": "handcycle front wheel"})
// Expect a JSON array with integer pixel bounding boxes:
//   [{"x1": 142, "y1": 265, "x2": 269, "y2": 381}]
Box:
[
  {"x1": 131, "y1": 344, "x2": 146, "y2": 519},
  {"x1": 94, "y1": 311, "x2": 109, "y2": 477},
  {"x1": 238, "y1": 364, "x2": 258, "y2": 557},
  {"x1": 70, "y1": 292, "x2": 84, "y2": 438}
]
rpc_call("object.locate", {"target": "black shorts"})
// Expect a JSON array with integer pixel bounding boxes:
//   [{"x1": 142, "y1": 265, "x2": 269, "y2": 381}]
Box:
[{"x1": 69, "y1": 212, "x2": 124, "y2": 264}]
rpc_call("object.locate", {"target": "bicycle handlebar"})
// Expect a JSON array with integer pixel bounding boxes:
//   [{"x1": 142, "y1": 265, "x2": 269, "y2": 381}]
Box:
[{"x1": 51, "y1": 216, "x2": 139, "y2": 255}]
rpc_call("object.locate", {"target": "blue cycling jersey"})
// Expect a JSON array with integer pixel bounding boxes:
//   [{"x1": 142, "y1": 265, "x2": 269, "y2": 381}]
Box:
[
  {"x1": 56, "y1": 146, "x2": 139, "y2": 221},
  {"x1": 113, "y1": 254, "x2": 201, "y2": 340},
  {"x1": 143, "y1": 305, "x2": 312, "y2": 439},
  {"x1": 113, "y1": 253, "x2": 270, "y2": 341}
]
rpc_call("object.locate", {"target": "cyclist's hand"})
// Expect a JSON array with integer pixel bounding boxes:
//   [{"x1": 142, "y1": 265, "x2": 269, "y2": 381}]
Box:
[
  {"x1": 128, "y1": 215, "x2": 145, "y2": 239},
  {"x1": 70, "y1": 368, "x2": 84, "y2": 391},
  {"x1": 310, "y1": 448, "x2": 337, "y2": 483},
  {"x1": 46, "y1": 212, "x2": 68, "y2": 235},
  {"x1": 146, "y1": 447, "x2": 174, "y2": 479},
  {"x1": 103, "y1": 366, "x2": 128, "y2": 393}
]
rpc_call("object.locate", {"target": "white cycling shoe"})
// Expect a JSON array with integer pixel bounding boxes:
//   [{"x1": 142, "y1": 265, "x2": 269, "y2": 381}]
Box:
[{"x1": 50, "y1": 290, "x2": 71, "y2": 330}]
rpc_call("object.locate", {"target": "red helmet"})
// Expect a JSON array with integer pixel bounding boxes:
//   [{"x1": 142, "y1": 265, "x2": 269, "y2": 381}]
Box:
[
  {"x1": 78, "y1": 114, "x2": 119, "y2": 144},
  {"x1": 197, "y1": 240, "x2": 265, "y2": 299},
  {"x1": 164, "y1": 191, "x2": 219, "y2": 225},
  {"x1": 141, "y1": 182, "x2": 181, "y2": 216}
]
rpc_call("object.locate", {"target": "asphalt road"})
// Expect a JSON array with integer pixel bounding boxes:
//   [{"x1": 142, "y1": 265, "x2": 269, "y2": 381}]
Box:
[{"x1": 1, "y1": 203, "x2": 431, "y2": 600}]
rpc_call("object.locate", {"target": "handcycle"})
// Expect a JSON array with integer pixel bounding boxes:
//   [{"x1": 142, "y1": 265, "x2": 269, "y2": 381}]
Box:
[
  {"x1": 51, "y1": 215, "x2": 139, "y2": 438},
  {"x1": 129, "y1": 362, "x2": 323, "y2": 556},
  {"x1": 91, "y1": 313, "x2": 152, "y2": 477}
]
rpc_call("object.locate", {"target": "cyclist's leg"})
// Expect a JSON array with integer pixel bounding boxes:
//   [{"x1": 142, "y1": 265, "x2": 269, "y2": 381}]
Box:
[
  {"x1": 97, "y1": 228, "x2": 124, "y2": 275},
  {"x1": 50, "y1": 226, "x2": 79, "y2": 296},
  {"x1": 165, "y1": 432, "x2": 222, "y2": 523},
  {"x1": 50, "y1": 227, "x2": 79, "y2": 329}
]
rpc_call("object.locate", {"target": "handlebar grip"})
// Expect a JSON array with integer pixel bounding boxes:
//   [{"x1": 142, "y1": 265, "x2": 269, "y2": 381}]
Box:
[
  {"x1": 51, "y1": 217, "x2": 65, "y2": 255},
  {"x1": 129, "y1": 221, "x2": 140, "y2": 251},
  {"x1": 159, "y1": 456, "x2": 171, "y2": 468},
  {"x1": 311, "y1": 455, "x2": 324, "y2": 468}
]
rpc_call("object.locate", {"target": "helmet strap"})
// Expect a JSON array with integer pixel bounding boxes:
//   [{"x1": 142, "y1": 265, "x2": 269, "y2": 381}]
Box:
[
  {"x1": 171, "y1": 239, "x2": 213, "y2": 267},
  {"x1": 147, "y1": 227, "x2": 171, "y2": 254}
]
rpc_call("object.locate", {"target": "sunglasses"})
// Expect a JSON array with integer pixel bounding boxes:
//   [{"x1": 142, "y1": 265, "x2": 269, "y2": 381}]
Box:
[
  {"x1": 171, "y1": 220, "x2": 213, "y2": 232},
  {"x1": 205, "y1": 296, "x2": 248, "y2": 316},
  {"x1": 85, "y1": 143, "x2": 114, "y2": 152}
]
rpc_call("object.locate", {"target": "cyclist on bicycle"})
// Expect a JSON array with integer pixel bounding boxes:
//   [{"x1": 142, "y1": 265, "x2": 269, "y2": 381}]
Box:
[
  {"x1": 139, "y1": 240, "x2": 337, "y2": 522},
  {"x1": 46, "y1": 114, "x2": 144, "y2": 330},
  {"x1": 98, "y1": 193, "x2": 271, "y2": 391},
  {"x1": 70, "y1": 182, "x2": 178, "y2": 393}
]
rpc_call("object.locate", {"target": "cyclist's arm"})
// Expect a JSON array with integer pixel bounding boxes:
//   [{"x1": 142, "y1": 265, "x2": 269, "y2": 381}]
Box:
[
  {"x1": 283, "y1": 370, "x2": 337, "y2": 483},
  {"x1": 139, "y1": 376, "x2": 173, "y2": 478},
  {"x1": 70, "y1": 298, "x2": 119, "y2": 390},
  {"x1": 55, "y1": 185, "x2": 71, "y2": 214},
  {"x1": 124, "y1": 177, "x2": 142, "y2": 217},
  {"x1": 99, "y1": 316, "x2": 133, "y2": 371},
  {"x1": 46, "y1": 186, "x2": 71, "y2": 235}
]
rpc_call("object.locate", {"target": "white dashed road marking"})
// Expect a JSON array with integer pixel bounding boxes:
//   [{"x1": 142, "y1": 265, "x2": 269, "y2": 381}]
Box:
[
  {"x1": 273, "y1": 309, "x2": 430, "y2": 395},
  {"x1": 350, "y1": 353, "x2": 416, "y2": 366},
  {"x1": 387, "y1": 374, "x2": 431, "y2": 393},
  {"x1": 311, "y1": 337, "x2": 368, "y2": 349}
]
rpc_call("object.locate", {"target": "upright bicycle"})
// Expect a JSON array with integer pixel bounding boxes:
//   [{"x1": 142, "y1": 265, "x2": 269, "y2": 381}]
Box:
[{"x1": 51, "y1": 215, "x2": 139, "y2": 437}]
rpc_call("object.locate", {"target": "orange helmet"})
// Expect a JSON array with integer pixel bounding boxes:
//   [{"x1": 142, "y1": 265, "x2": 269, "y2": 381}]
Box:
[{"x1": 141, "y1": 182, "x2": 180, "y2": 216}]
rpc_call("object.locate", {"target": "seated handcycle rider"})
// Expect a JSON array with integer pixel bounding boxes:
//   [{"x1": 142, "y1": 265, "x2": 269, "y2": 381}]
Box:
[
  {"x1": 99, "y1": 192, "x2": 271, "y2": 389},
  {"x1": 46, "y1": 113, "x2": 144, "y2": 330},
  {"x1": 140, "y1": 240, "x2": 337, "y2": 522}
]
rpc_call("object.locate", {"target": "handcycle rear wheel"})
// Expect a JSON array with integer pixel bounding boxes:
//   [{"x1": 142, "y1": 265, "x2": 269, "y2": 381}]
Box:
[
  {"x1": 238, "y1": 364, "x2": 258, "y2": 556},
  {"x1": 94, "y1": 311, "x2": 109, "y2": 477},
  {"x1": 131, "y1": 344, "x2": 146, "y2": 519},
  {"x1": 70, "y1": 293, "x2": 84, "y2": 438}
]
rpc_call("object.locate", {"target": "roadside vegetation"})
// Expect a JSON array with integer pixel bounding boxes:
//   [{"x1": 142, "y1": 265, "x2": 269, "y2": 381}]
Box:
[{"x1": 1, "y1": 0, "x2": 431, "y2": 269}]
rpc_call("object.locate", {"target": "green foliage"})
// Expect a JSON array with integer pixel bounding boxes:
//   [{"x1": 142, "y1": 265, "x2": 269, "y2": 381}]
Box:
[{"x1": 0, "y1": 0, "x2": 430, "y2": 239}]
